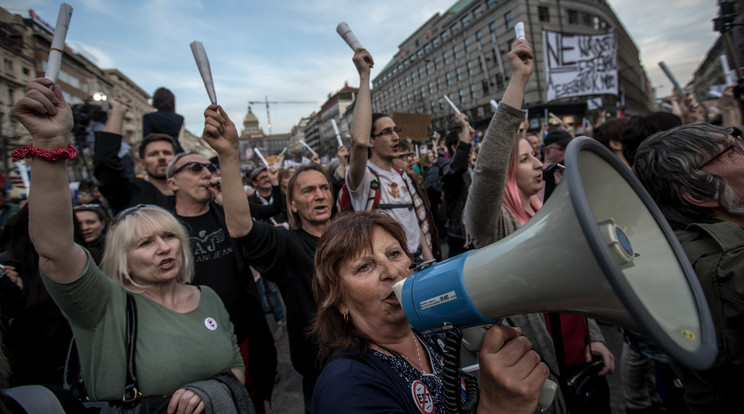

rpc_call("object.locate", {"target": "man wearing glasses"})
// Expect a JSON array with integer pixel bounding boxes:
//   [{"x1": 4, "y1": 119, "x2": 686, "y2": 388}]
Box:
[
  {"x1": 633, "y1": 124, "x2": 744, "y2": 414},
  {"x1": 347, "y1": 47, "x2": 434, "y2": 261}
]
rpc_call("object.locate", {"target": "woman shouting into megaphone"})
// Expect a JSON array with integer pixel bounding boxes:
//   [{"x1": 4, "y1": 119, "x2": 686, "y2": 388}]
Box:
[{"x1": 310, "y1": 212, "x2": 548, "y2": 413}]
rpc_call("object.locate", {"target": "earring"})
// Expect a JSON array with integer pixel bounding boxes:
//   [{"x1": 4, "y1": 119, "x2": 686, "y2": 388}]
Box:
[{"x1": 344, "y1": 313, "x2": 349, "y2": 324}]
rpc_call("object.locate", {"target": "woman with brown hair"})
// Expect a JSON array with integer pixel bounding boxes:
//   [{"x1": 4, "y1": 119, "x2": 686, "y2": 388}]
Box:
[{"x1": 310, "y1": 211, "x2": 547, "y2": 413}]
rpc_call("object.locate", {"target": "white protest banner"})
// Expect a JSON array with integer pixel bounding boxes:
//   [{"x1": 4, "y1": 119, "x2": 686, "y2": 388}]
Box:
[{"x1": 543, "y1": 30, "x2": 617, "y2": 102}]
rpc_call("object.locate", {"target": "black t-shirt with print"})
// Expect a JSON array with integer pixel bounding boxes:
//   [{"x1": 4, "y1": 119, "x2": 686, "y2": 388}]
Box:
[{"x1": 178, "y1": 211, "x2": 250, "y2": 341}]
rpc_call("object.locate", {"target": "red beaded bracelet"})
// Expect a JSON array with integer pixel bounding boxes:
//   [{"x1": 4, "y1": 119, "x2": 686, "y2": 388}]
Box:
[{"x1": 11, "y1": 143, "x2": 78, "y2": 162}]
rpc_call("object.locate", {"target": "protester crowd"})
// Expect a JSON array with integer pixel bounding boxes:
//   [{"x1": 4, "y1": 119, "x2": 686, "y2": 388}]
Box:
[{"x1": 0, "y1": 32, "x2": 742, "y2": 414}]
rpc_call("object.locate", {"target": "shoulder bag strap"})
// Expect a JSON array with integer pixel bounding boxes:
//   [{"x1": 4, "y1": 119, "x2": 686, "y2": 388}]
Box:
[
  {"x1": 63, "y1": 293, "x2": 140, "y2": 403},
  {"x1": 365, "y1": 166, "x2": 380, "y2": 211},
  {"x1": 123, "y1": 293, "x2": 141, "y2": 404}
]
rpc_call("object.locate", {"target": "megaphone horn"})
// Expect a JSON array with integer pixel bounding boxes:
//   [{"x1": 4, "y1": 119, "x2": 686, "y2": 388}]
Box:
[{"x1": 394, "y1": 137, "x2": 717, "y2": 371}]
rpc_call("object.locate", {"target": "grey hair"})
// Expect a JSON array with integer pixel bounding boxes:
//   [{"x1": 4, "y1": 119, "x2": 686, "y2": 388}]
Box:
[
  {"x1": 633, "y1": 123, "x2": 733, "y2": 229},
  {"x1": 166, "y1": 151, "x2": 204, "y2": 178}
]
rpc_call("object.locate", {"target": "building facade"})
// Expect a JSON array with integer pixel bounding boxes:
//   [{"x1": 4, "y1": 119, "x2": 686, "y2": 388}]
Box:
[
  {"x1": 102, "y1": 69, "x2": 152, "y2": 152},
  {"x1": 691, "y1": 1, "x2": 744, "y2": 119},
  {"x1": 0, "y1": 7, "x2": 189, "y2": 184},
  {"x1": 239, "y1": 105, "x2": 290, "y2": 166},
  {"x1": 304, "y1": 84, "x2": 358, "y2": 157},
  {"x1": 0, "y1": 8, "x2": 35, "y2": 181},
  {"x1": 370, "y1": 0, "x2": 653, "y2": 135}
]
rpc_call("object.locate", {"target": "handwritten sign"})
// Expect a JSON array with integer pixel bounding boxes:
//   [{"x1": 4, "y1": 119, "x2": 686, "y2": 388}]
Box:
[{"x1": 543, "y1": 30, "x2": 617, "y2": 101}]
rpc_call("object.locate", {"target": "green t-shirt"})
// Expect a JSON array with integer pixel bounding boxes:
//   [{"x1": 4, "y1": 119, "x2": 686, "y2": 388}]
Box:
[{"x1": 42, "y1": 249, "x2": 243, "y2": 400}]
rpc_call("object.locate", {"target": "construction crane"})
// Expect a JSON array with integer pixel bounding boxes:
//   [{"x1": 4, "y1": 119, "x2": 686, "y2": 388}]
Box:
[{"x1": 248, "y1": 95, "x2": 317, "y2": 135}]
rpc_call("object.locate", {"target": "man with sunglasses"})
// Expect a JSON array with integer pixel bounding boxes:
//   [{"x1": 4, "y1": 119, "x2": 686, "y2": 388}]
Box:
[
  {"x1": 634, "y1": 124, "x2": 744, "y2": 414},
  {"x1": 94, "y1": 98, "x2": 177, "y2": 214},
  {"x1": 165, "y1": 151, "x2": 278, "y2": 411},
  {"x1": 347, "y1": 47, "x2": 434, "y2": 261}
]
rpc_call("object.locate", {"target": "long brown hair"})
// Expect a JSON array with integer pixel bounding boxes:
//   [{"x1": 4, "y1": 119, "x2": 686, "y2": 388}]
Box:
[{"x1": 312, "y1": 212, "x2": 411, "y2": 361}]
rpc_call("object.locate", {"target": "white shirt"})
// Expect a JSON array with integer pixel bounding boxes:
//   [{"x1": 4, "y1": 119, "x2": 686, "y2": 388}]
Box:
[{"x1": 347, "y1": 161, "x2": 422, "y2": 254}]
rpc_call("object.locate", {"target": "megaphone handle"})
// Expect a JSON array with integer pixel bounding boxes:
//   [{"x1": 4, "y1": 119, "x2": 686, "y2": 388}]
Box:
[
  {"x1": 461, "y1": 325, "x2": 491, "y2": 352},
  {"x1": 461, "y1": 325, "x2": 557, "y2": 410},
  {"x1": 538, "y1": 379, "x2": 558, "y2": 411}
]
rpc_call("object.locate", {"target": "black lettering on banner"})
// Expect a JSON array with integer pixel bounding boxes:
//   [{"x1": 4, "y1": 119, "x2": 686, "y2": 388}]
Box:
[{"x1": 544, "y1": 30, "x2": 618, "y2": 101}]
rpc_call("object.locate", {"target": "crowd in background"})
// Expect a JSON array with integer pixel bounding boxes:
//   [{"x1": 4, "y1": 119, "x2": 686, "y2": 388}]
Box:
[{"x1": 0, "y1": 34, "x2": 743, "y2": 414}]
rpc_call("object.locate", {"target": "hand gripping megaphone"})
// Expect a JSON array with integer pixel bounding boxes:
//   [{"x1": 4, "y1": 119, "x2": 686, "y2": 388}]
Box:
[{"x1": 393, "y1": 137, "x2": 717, "y2": 372}]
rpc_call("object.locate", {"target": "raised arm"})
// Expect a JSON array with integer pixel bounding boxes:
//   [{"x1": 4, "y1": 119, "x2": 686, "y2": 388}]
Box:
[
  {"x1": 442, "y1": 113, "x2": 474, "y2": 178},
  {"x1": 203, "y1": 104, "x2": 253, "y2": 237},
  {"x1": 94, "y1": 99, "x2": 132, "y2": 213},
  {"x1": 348, "y1": 48, "x2": 374, "y2": 191},
  {"x1": 463, "y1": 40, "x2": 533, "y2": 248},
  {"x1": 103, "y1": 98, "x2": 127, "y2": 134},
  {"x1": 500, "y1": 40, "x2": 533, "y2": 109},
  {"x1": 335, "y1": 144, "x2": 349, "y2": 179},
  {"x1": 13, "y1": 78, "x2": 86, "y2": 281}
]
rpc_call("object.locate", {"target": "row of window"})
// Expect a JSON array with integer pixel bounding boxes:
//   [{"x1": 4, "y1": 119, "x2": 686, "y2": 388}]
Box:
[
  {"x1": 375, "y1": 24, "x2": 500, "y2": 89},
  {"x1": 373, "y1": 72, "x2": 509, "y2": 112},
  {"x1": 376, "y1": 56, "x2": 489, "y2": 100},
  {"x1": 379, "y1": 2, "x2": 611, "y2": 88},
  {"x1": 39, "y1": 60, "x2": 90, "y2": 93},
  {"x1": 373, "y1": 83, "x2": 483, "y2": 113},
  {"x1": 375, "y1": 2, "x2": 514, "y2": 89},
  {"x1": 375, "y1": 39, "x2": 516, "y2": 102},
  {"x1": 538, "y1": 5, "x2": 608, "y2": 30},
  {"x1": 2, "y1": 58, "x2": 32, "y2": 83}
]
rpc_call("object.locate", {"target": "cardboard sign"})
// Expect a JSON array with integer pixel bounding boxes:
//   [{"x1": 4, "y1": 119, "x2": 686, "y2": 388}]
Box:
[{"x1": 393, "y1": 112, "x2": 432, "y2": 142}]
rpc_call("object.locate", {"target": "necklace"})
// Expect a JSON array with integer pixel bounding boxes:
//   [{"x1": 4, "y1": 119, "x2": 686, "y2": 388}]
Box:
[
  {"x1": 373, "y1": 333, "x2": 443, "y2": 385},
  {"x1": 412, "y1": 331, "x2": 427, "y2": 374},
  {"x1": 374, "y1": 332, "x2": 431, "y2": 374}
]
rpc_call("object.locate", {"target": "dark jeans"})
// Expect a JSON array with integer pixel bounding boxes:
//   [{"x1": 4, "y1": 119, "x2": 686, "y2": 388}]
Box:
[{"x1": 256, "y1": 277, "x2": 285, "y2": 322}]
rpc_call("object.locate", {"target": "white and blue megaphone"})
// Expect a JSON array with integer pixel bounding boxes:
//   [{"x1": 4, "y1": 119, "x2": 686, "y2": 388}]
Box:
[{"x1": 393, "y1": 137, "x2": 717, "y2": 372}]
